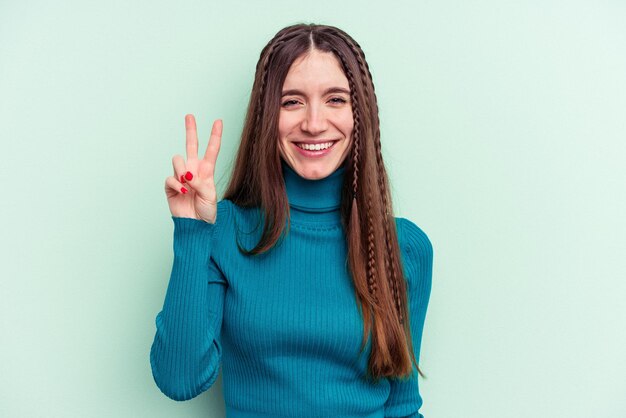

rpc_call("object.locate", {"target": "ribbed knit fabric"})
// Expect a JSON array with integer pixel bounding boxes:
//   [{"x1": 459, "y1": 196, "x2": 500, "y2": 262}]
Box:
[{"x1": 150, "y1": 159, "x2": 434, "y2": 418}]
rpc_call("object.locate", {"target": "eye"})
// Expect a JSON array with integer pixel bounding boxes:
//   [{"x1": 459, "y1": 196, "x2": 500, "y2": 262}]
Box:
[
  {"x1": 329, "y1": 97, "x2": 347, "y2": 104},
  {"x1": 281, "y1": 99, "x2": 299, "y2": 107}
]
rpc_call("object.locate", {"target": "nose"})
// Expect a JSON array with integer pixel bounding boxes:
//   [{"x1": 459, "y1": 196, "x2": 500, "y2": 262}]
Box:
[{"x1": 300, "y1": 102, "x2": 328, "y2": 135}]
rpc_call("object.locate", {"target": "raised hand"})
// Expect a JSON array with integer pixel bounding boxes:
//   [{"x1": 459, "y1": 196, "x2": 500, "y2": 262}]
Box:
[{"x1": 165, "y1": 114, "x2": 222, "y2": 224}]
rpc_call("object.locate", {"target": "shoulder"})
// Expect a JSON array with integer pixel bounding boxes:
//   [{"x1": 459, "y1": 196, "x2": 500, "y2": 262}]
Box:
[
  {"x1": 216, "y1": 199, "x2": 233, "y2": 221},
  {"x1": 215, "y1": 199, "x2": 239, "y2": 233},
  {"x1": 394, "y1": 217, "x2": 433, "y2": 261},
  {"x1": 216, "y1": 198, "x2": 255, "y2": 226},
  {"x1": 214, "y1": 199, "x2": 264, "y2": 243},
  {"x1": 215, "y1": 199, "x2": 259, "y2": 228},
  {"x1": 394, "y1": 217, "x2": 434, "y2": 290}
]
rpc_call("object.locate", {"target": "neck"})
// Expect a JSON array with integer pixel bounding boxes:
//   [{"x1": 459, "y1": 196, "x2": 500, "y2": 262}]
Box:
[{"x1": 281, "y1": 159, "x2": 345, "y2": 225}]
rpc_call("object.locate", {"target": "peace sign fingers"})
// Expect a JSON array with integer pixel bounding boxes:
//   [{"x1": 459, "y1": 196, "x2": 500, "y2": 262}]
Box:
[{"x1": 166, "y1": 114, "x2": 221, "y2": 223}]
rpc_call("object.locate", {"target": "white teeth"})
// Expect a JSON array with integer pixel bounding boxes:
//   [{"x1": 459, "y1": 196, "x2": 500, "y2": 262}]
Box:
[{"x1": 296, "y1": 141, "x2": 335, "y2": 151}]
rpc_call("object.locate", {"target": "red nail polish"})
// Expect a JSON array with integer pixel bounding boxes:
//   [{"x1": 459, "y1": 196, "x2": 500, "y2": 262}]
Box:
[
  {"x1": 185, "y1": 171, "x2": 193, "y2": 181},
  {"x1": 180, "y1": 174, "x2": 186, "y2": 184},
  {"x1": 181, "y1": 187, "x2": 188, "y2": 194}
]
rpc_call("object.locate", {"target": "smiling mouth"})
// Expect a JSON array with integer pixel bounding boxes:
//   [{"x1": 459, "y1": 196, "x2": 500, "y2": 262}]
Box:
[{"x1": 293, "y1": 140, "x2": 339, "y2": 151}]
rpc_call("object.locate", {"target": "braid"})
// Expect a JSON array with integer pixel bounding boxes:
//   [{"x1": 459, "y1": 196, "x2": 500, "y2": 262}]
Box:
[
  {"x1": 331, "y1": 45, "x2": 380, "y2": 311},
  {"x1": 366, "y1": 191, "x2": 379, "y2": 304},
  {"x1": 252, "y1": 40, "x2": 283, "y2": 148},
  {"x1": 252, "y1": 28, "x2": 303, "y2": 147},
  {"x1": 353, "y1": 43, "x2": 402, "y2": 322},
  {"x1": 331, "y1": 32, "x2": 404, "y2": 322},
  {"x1": 351, "y1": 109, "x2": 361, "y2": 198},
  {"x1": 377, "y1": 140, "x2": 404, "y2": 324},
  {"x1": 331, "y1": 45, "x2": 361, "y2": 198},
  {"x1": 329, "y1": 30, "x2": 377, "y2": 114}
]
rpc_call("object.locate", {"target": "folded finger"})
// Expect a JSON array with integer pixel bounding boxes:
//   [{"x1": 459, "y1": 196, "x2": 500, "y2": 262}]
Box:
[
  {"x1": 165, "y1": 176, "x2": 188, "y2": 195},
  {"x1": 172, "y1": 154, "x2": 187, "y2": 184}
]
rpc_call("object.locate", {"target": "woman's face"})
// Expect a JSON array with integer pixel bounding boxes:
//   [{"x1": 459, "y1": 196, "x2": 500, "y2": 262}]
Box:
[{"x1": 278, "y1": 48, "x2": 354, "y2": 180}]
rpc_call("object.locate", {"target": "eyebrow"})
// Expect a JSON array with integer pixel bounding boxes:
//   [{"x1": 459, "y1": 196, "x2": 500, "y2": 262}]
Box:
[{"x1": 281, "y1": 87, "x2": 350, "y2": 97}]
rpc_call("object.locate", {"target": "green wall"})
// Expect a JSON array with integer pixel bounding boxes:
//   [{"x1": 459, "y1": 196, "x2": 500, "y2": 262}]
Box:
[{"x1": 1, "y1": 0, "x2": 624, "y2": 416}]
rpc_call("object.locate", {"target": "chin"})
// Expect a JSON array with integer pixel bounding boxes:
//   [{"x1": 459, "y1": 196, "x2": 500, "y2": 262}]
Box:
[
  {"x1": 292, "y1": 162, "x2": 338, "y2": 180},
  {"x1": 280, "y1": 146, "x2": 348, "y2": 180}
]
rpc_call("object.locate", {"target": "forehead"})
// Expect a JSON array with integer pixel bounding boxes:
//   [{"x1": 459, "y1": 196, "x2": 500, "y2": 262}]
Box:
[{"x1": 282, "y1": 49, "x2": 349, "y2": 90}]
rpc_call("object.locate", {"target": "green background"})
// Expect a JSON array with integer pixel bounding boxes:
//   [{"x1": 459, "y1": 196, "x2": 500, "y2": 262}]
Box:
[{"x1": 1, "y1": 0, "x2": 625, "y2": 416}]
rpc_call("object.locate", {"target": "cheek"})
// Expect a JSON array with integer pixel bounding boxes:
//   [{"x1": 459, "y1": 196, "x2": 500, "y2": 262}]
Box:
[
  {"x1": 337, "y1": 106, "x2": 354, "y2": 132},
  {"x1": 340, "y1": 112, "x2": 354, "y2": 152},
  {"x1": 278, "y1": 111, "x2": 294, "y2": 139},
  {"x1": 278, "y1": 112, "x2": 286, "y2": 138},
  {"x1": 342, "y1": 113, "x2": 354, "y2": 136}
]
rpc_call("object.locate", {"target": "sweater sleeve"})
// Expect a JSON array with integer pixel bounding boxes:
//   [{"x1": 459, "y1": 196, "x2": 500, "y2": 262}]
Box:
[
  {"x1": 150, "y1": 215, "x2": 228, "y2": 401},
  {"x1": 384, "y1": 218, "x2": 433, "y2": 418}
]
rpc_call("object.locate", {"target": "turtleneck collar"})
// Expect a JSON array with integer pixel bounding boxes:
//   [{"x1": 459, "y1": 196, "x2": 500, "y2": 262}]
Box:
[{"x1": 281, "y1": 159, "x2": 345, "y2": 225}]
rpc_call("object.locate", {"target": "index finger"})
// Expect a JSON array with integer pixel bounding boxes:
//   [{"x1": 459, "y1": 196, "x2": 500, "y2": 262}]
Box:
[
  {"x1": 185, "y1": 114, "x2": 198, "y2": 159},
  {"x1": 203, "y1": 119, "x2": 223, "y2": 164}
]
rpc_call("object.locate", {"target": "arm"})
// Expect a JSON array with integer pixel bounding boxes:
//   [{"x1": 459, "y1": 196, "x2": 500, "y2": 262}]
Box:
[
  {"x1": 384, "y1": 218, "x2": 434, "y2": 417},
  {"x1": 150, "y1": 216, "x2": 227, "y2": 401}
]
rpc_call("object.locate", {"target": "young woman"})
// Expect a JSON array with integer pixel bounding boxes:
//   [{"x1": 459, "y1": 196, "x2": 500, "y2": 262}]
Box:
[{"x1": 151, "y1": 23, "x2": 434, "y2": 418}]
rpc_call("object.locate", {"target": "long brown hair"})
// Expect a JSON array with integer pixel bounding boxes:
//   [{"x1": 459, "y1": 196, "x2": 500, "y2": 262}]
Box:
[{"x1": 223, "y1": 23, "x2": 424, "y2": 382}]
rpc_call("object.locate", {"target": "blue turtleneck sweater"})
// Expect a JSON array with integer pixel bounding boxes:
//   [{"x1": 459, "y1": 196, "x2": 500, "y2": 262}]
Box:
[{"x1": 150, "y1": 160, "x2": 433, "y2": 418}]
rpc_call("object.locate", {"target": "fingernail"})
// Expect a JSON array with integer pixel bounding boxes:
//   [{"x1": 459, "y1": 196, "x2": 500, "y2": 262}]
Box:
[
  {"x1": 185, "y1": 171, "x2": 193, "y2": 181},
  {"x1": 180, "y1": 174, "x2": 186, "y2": 184},
  {"x1": 181, "y1": 187, "x2": 188, "y2": 194}
]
